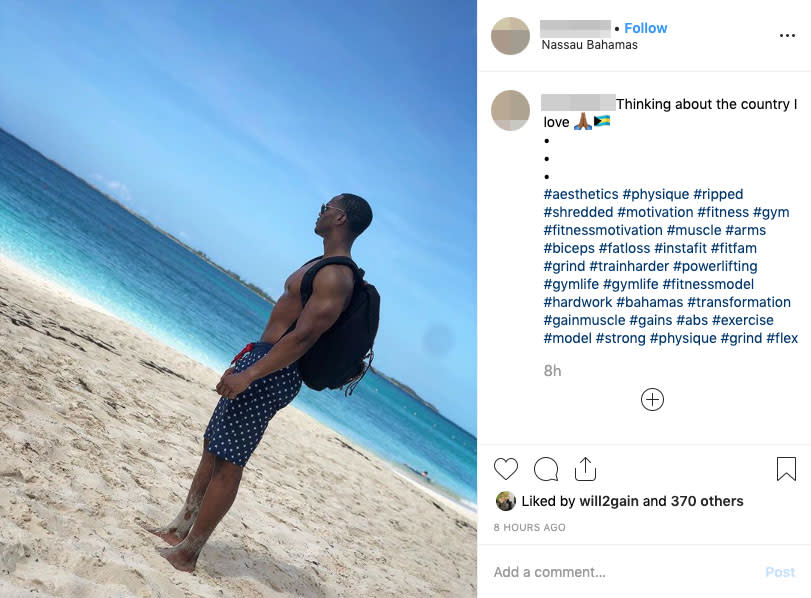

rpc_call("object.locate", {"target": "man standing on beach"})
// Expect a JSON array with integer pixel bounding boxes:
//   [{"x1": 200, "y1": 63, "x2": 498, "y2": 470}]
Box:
[{"x1": 142, "y1": 193, "x2": 373, "y2": 572}]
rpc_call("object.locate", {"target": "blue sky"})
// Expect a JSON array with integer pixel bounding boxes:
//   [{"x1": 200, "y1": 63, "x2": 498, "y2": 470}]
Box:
[{"x1": 0, "y1": 1, "x2": 476, "y2": 433}]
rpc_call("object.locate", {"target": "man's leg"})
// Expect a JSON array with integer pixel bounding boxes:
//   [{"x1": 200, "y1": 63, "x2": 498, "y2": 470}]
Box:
[
  {"x1": 144, "y1": 438, "x2": 217, "y2": 546},
  {"x1": 158, "y1": 455, "x2": 243, "y2": 572}
]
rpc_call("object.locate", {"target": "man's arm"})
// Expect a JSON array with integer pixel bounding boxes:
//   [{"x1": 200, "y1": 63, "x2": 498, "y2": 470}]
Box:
[{"x1": 216, "y1": 265, "x2": 353, "y2": 399}]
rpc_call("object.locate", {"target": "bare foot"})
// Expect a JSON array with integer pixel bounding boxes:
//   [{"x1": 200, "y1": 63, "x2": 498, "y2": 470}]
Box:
[
  {"x1": 158, "y1": 544, "x2": 198, "y2": 573},
  {"x1": 136, "y1": 519, "x2": 185, "y2": 546},
  {"x1": 150, "y1": 528, "x2": 185, "y2": 546}
]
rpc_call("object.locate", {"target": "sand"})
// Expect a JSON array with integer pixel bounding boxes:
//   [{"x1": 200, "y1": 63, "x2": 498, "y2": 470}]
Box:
[{"x1": 0, "y1": 253, "x2": 476, "y2": 598}]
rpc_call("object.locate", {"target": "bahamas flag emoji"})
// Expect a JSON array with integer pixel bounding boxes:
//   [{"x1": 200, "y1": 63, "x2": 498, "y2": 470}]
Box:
[{"x1": 594, "y1": 115, "x2": 611, "y2": 127}]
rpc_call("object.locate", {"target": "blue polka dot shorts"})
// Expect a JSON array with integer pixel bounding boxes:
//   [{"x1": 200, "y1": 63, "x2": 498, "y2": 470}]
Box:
[{"x1": 204, "y1": 341, "x2": 302, "y2": 466}]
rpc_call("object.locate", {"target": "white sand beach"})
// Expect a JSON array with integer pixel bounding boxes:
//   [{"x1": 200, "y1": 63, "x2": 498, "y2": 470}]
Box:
[{"x1": 0, "y1": 253, "x2": 476, "y2": 597}]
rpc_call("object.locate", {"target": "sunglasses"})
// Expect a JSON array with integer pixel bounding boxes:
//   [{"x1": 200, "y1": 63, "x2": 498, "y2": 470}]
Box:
[{"x1": 320, "y1": 203, "x2": 346, "y2": 215}]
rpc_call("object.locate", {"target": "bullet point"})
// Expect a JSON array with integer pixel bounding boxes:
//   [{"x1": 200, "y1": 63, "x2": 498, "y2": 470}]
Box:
[
  {"x1": 544, "y1": 157, "x2": 549, "y2": 161},
  {"x1": 545, "y1": 139, "x2": 549, "y2": 143},
  {"x1": 615, "y1": 26, "x2": 619, "y2": 32},
  {"x1": 544, "y1": 175, "x2": 549, "y2": 179}
]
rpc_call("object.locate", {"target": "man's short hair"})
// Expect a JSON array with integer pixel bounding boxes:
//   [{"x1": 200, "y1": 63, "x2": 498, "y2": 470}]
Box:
[{"x1": 337, "y1": 193, "x2": 372, "y2": 238}]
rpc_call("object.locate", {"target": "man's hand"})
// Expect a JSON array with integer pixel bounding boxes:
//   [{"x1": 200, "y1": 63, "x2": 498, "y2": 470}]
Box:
[
  {"x1": 215, "y1": 366, "x2": 235, "y2": 391},
  {"x1": 216, "y1": 371, "x2": 253, "y2": 400}
]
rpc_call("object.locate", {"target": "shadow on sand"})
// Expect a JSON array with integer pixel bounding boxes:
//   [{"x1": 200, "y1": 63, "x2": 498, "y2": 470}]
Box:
[{"x1": 201, "y1": 540, "x2": 328, "y2": 597}]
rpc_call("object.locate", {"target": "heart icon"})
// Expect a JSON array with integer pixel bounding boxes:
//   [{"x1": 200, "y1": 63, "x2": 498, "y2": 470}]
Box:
[{"x1": 494, "y1": 458, "x2": 518, "y2": 480}]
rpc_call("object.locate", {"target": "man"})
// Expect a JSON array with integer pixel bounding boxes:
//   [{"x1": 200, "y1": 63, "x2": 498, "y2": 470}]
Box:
[{"x1": 143, "y1": 193, "x2": 373, "y2": 572}]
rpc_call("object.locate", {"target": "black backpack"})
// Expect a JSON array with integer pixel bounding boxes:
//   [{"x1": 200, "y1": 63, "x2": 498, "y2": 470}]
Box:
[{"x1": 283, "y1": 256, "x2": 380, "y2": 395}]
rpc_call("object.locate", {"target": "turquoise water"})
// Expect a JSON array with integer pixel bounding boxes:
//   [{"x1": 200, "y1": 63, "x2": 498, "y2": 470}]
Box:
[{"x1": 0, "y1": 129, "x2": 476, "y2": 504}]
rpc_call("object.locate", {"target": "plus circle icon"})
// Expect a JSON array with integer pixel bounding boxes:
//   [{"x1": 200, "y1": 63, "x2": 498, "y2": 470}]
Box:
[{"x1": 641, "y1": 388, "x2": 664, "y2": 411}]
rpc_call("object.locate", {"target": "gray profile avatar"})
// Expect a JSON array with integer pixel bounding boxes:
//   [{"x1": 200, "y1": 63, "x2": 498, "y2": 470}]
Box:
[
  {"x1": 491, "y1": 17, "x2": 530, "y2": 55},
  {"x1": 491, "y1": 90, "x2": 530, "y2": 131}
]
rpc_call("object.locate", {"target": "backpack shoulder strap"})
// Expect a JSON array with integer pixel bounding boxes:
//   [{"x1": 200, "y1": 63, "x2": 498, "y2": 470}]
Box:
[
  {"x1": 302, "y1": 255, "x2": 323, "y2": 267},
  {"x1": 280, "y1": 256, "x2": 363, "y2": 340},
  {"x1": 300, "y1": 257, "x2": 361, "y2": 306}
]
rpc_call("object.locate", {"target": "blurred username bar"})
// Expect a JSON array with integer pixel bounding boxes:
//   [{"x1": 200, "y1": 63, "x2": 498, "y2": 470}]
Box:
[
  {"x1": 540, "y1": 20, "x2": 611, "y2": 39},
  {"x1": 541, "y1": 94, "x2": 616, "y2": 112}
]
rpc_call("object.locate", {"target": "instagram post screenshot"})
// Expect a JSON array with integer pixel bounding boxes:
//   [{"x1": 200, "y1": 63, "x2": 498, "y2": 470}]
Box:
[
  {"x1": 479, "y1": 1, "x2": 810, "y2": 597},
  {"x1": 0, "y1": 2, "x2": 476, "y2": 597},
  {"x1": 3, "y1": 1, "x2": 809, "y2": 597}
]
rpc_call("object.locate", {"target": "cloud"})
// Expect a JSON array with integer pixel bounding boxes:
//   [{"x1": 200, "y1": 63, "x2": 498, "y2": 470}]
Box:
[{"x1": 92, "y1": 173, "x2": 132, "y2": 202}]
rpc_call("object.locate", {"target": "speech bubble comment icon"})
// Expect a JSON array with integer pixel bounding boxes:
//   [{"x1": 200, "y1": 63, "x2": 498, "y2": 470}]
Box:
[
  {"x1": 534, "y1": 457, "x2": 559, "y2": 482},
  {"x1": 494, "y1": 458, "x2": 518, "y2": 480}
]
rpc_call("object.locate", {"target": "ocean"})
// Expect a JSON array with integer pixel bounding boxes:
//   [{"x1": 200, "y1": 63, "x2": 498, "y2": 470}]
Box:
[{"x1": 0, "y1": 128, "x2": 476, "y2": 506}]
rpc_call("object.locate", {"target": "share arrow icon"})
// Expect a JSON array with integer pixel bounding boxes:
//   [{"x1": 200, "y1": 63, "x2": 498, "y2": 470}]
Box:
[{"x1": 575, "y1": 457, "x2": 597, "y2": 481}]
